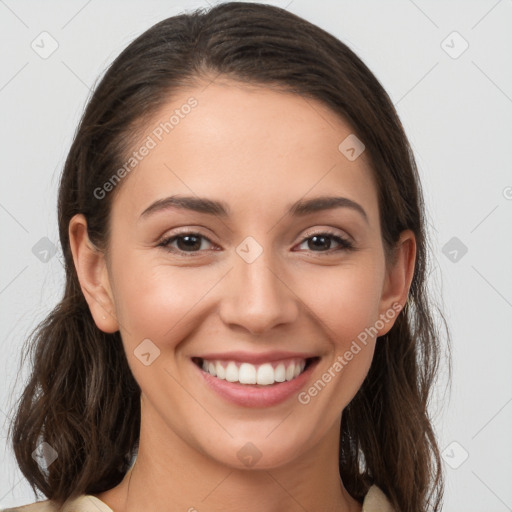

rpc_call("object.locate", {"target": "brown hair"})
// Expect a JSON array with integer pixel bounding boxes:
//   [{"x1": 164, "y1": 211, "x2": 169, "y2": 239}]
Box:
[{"x1": 8, "y1": 3, "x2": 451, "y2": 511}]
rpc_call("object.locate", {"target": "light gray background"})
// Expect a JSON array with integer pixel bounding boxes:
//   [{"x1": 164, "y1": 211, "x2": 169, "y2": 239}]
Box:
[{"x1": 1, "y1": 0, "x2": 511, "y2": 510}]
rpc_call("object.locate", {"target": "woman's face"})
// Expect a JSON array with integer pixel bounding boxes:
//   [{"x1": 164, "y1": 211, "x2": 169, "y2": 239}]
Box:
[{"x1": 77, "y1": 78, "x2": 414, "y2": 470}]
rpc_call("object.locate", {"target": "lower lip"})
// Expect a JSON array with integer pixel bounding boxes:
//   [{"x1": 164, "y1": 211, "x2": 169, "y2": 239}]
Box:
[{"x1": 194, "y1": 359, "x2": 319, "y2": 408}]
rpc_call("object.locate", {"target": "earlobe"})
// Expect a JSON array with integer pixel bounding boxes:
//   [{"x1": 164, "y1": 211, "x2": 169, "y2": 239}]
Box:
[
  {"x1": 377, "y1": 230, "x2": 416, "y2": 336},
  {"x1": 68, "y1": 214, "x2": 119, "y2": 333}
]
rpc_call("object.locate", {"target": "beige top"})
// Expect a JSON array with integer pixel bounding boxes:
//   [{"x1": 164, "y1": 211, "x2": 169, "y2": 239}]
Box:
[{"x1": 2, "y1": 484, "x2": 395, "y2": 512}]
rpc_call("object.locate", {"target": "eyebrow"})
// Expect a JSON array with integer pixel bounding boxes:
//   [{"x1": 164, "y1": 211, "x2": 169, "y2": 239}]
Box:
[{"x1": 139, "y1": 194, "x2": 368, "y2": 224}]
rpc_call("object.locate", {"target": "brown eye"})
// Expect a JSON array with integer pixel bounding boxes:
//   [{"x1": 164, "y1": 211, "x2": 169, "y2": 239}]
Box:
[
  {"x1": 296, "y1": 232, "x2": 354, "y2": 253},
  {"x1": 159, "y1": 233, "x2": 214, "y2": 255}
]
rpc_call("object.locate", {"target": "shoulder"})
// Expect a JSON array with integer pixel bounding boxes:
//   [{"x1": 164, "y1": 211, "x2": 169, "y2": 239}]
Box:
[
  {"x1": 1, "y1": 502, "x2": 57, "y2": 512},
  {"x1": 2, "y1": 495, "x2": 113, "y2": 512},
  {"x1": 362, "y1": 484, "x2": 395, "y2": 512},
  {"x1": 1, "y1": 500, "x2": 58, "y2": 512}
]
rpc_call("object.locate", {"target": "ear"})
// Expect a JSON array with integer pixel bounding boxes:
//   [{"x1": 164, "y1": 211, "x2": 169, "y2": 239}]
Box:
[
  {"x1": 68, "y1": 213, "x2": 119, "y2": 333},
  {"x1": 376, "y1": 229, "x2": 416, "y2": 336}
]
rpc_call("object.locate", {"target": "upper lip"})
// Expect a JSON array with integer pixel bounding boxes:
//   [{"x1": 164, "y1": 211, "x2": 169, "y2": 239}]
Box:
[{"x1": 194, "y1": 351, "x2": 318, "y2": 364}]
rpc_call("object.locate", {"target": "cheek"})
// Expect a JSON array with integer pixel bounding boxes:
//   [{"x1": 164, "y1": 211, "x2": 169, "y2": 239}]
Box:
[
  {"x1": 300, "y1": 260, "x2": 385, "y2": 347},
  {"x1": 110, "y1": 253, "x2": 219, "y2": 346},
  {"x1": 295, "y1": 262, "x2": 384, "y2": 405}
]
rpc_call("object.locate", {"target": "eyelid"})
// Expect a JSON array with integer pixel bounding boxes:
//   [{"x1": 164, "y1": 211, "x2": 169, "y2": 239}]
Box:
[
  {"x1": 157, "y1": 226, "x2": 216, "y2": 244},
  {"x1": 300, "y1": 226, "x2": 354, "y2": 244}
]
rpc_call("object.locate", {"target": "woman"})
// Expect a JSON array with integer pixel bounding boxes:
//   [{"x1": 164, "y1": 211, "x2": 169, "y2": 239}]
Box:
[{"x1": 6, "y1": 2, "x2": 450, "y2": 511}]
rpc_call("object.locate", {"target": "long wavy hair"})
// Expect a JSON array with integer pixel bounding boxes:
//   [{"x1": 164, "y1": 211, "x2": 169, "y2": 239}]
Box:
[{"x1": 8, "y1": 3, "x2": 451, "y2": 511}]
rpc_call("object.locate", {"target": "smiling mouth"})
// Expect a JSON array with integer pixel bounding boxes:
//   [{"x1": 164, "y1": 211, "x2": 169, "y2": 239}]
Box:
[{"x1": 192, "y1": 357, "x2": 319, "y2": 386}]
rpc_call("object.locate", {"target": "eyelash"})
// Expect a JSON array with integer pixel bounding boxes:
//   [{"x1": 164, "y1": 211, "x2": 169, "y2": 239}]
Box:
[{"x1": 157, "y1": 230, "x2": 355, "y2": 257}]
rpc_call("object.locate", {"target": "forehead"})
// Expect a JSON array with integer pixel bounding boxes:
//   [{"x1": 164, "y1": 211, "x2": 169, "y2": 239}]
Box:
[{"x1": 113, "y1": 78, "x2": 379, "y2": 222}]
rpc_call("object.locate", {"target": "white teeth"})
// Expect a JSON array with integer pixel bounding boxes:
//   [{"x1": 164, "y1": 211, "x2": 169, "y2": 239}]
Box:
[
  {"x1": 207, "y1": 361, "x2": 217, "y2": 377},
  {"x1": 274, "y1": 363, "x2": 286, "y2": 382},
  {"x1": 256, "y1": 363, "x2": 274, "y2": 385},
  {"x1": 216, "y1": 361, "x2": 226, "y2": 379},
  {"x1": 239, "y1": 363, "x2": 257, "y2": 384},
  {"x1": 199, "y1": 358, "x2": 309, "y2": 385},
  {"x1": 225, "y1": 361, "x2": 238, "y2": 382}
]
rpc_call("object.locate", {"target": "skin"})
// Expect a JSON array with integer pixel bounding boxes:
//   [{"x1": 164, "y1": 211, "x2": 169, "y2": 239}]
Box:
[{"x1": 69, "y1": 77, "x2": 416, "y2": 512}]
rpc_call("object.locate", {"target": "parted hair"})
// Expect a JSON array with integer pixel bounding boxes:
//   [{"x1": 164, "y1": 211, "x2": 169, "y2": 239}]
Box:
[{"x1": 9, "y1": 3, "x2": 451, "y2": 511}]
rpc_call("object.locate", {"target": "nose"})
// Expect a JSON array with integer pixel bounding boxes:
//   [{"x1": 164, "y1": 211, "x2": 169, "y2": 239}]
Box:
[{"x1": 218, "y1": 245, "x2": 299, "y2": 336}]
